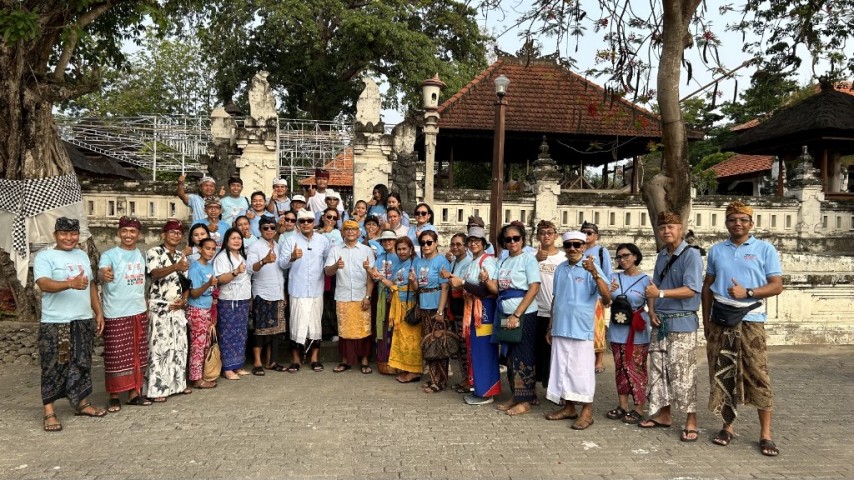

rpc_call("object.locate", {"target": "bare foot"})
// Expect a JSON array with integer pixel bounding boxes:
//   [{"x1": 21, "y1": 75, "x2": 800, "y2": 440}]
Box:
[{"x1": 506, "y1": 402, "x2": 531, "y2": 416}]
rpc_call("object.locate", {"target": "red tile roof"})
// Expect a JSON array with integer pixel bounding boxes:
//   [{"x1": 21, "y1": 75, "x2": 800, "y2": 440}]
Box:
[
  {"x1": 298, "y1": 148, "x2": 353, "y2": 187},
  {"x1": 709, "y1": 154, "x2": 773, "y2": 179},
  {"x1": 438, "y1": 57, "x2": 664, "y2": 137}
]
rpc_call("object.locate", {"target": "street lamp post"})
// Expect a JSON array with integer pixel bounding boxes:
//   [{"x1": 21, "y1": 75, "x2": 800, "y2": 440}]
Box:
[
  {"x1": 490, "y1": 75, "x2": 510, "y2": 249},
  {"x1": 421, "y1": 74, "x2": 446, "y2": 205}
]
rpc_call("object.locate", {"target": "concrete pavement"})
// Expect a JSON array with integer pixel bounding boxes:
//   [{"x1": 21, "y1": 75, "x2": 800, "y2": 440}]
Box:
[{"x1": 1, "y1": 344, "x2": 852, "y2": 479}]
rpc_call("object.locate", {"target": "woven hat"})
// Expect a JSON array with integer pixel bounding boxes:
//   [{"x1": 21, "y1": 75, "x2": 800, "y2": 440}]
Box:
[{"x1": 378, "y1": 230, "x2": 397, "y2": 241}]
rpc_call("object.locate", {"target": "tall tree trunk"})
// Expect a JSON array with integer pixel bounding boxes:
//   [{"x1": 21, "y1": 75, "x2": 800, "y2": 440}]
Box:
[{"x1": 641, "y1": 0, "x2": 701, "y2": 247}]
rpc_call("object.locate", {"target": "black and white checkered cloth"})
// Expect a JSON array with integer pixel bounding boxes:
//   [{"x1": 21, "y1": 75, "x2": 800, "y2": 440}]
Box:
[{"x1": 0, "y1": 174, "x2": 82, "y2": 258}]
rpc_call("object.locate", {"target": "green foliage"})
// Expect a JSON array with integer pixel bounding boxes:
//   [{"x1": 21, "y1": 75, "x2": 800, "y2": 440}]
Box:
[
  {"x1": 452, "y1": 162, "x2": 491, "y2": 189},
  {"x1": 719, "y1": 70, "x2": 800, "y2": 124},
  {"x1": 0, "y1": 7, "x2": 40, "y2": 43},
  {"x1": 188, "y1": 0, "x2": 488, "y2": 120}
]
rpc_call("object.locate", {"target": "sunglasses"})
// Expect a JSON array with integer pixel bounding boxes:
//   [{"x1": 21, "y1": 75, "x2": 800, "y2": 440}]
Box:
[
  {"x1": 415, "y1": 211, "x2": 429, "y2": 217},
  {"x1": 503, "y1": 235, "x2": 522, "y2": 244},
  {"x1": 538, "y1": 230, "x2": 556, "y2": 236},
  {"x1": 298, "y1": 219, "x2": 314, "y2": 224},
  {"x1": 581, "y1": 230, "x2": 595, "y2": 235},
  {"x1": 261, "y1": 225, "x2": 277, "y2": 231},
  {"x1": 615, "y1": 254, "x2": 633, "y2": 260},
  {"x1": 283, "y1": 218, "x2": 296, "y2": 223},
  {"x1": 419, "y1": 240, "x2": 435, "y2": 247},
  {"x1": 563, "y1": 242, "x2": 584, "y2": 249},
  {"x1": 324, "y1": 215, "x2": 339, "y2": 221}
]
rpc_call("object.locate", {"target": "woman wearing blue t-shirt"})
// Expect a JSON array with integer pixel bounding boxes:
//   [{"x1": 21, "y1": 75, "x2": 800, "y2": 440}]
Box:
[
  {"x1": 414, "y1": 230, "x2": 451, "y2": 393},
  {"x1": 187, "y1": 238, "x2": 218, "y2": 389},
  {"x1": 370, "y1": 230, "x2": 399, "y2": 374},
  {"x1": 407, "y1": 203, "x2": 437, "y2": 257},
  {"x1": 366, "y1": 183, "x2": 389, "y2": 223},
  {"x1": 492, "y1": 224, "x2": 541, "y2": 416},
  {"x1": 605, "y1": 243, "x2": 652, "y2": 425}
]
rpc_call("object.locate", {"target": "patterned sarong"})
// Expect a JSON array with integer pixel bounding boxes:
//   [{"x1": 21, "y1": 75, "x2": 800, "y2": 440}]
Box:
[
  {"x1": 103, "y1": 313, "x2": 148, "y2": 394},
  {"x1": 143, "y1": 307, "x2": 188, "y2": 398},
  {"x1": 611, "y1": 342, "x2": 649, "y2": 405},
  {"x1": 593, "y1": 299, "x2": 607, "y2": 353},
  {"x1": 421, "y1": 308, "x2": 449, "y2": 390},
  {"x1": 38, "y1": 319, "x2": 94, "y2": 406},
  {"x1": 374, "y1": 287, "x2": 393, "y2": 368},
  {"x1": 647, "y1": 328, "x2": 697, "y2": 416},
  {"x1": 706, "y1": 321, "x2": 773, "y2": 424},
  {"x1": 218, "y1": 299, "x2": 250, "y2": 371},
  {"x1": 387, "y1": 287, "x2": 420, "y2": 374},
  {"x1": 506, "y1": 311, "x2": 539, "y2": 403},
  {"x1": 464, "y1": 294, "x2": 501, "y2": 398},
  {"x1": 186, "y1": 306, "x2": 213, "y2": 382},
  {"x1": 337, "y1": 300, "x2": 372, "y2": 340},
  {"x1": 253, "y1": 296, "x2": 286, "y2": 336}
]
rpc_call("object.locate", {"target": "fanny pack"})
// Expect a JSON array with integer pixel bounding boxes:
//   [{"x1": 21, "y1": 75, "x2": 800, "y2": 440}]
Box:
[{"x1": 711, "y1": 300, "x2": 762, "y2": 327}]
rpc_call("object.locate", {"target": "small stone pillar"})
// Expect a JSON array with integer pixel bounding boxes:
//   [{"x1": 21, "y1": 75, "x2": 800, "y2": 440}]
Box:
[
  {"x1": 234, "y1": 71, "x2": 279, "y2": 196},
  {"x1": 352, "y1": 78, "x2": 393, "y2": 201},
  {"x1": 531, "y1": 137, "x2": 562, "y2": 227},
  {"x1": 786, "y1": 146, "x2": 824, "y2": 239},
  {"x1": 421, "y1": 74, "x2": 446, "y2": 205}
]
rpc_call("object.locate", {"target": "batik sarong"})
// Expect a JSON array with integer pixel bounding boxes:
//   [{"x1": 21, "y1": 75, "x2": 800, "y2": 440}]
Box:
[
  {"x1": 421, "y1": 308, "x2": 449, "y2": 390},
  {"x1": 218, "y1": 299, "x2": 250, "y2": 371},
  {"x1": 374, "y1": 287, "x2": 394, "y2": 372},
  {"x1": 186, "y1": 306, "x2": 213, "y2": 382},
  {"x1": 143, "y1": 306, "x2": 188, "y2": 398},
  {"x1": 290, "y1": 297, "x2": 323, "y2": 348},
  {"x1": 593, "y1": 299, "x2": 607, "y2": 353},
  {"x1": 464, "y1": 294, "x2": 501, "y2": 398},
  {"x1": 387, "y1": 287, "x2": 420, "y2": 374},
  {"x1": 253, "y1": 297, "x2": 286, "y2": 336},
  {"x1": 611, "y1": 342, "x2": 649, "y2": 406},
  {"x1": 647, "y1": 328, "x2": 697, "y2": 416},
  {"x1": 706, "y1": 321, "x2": 773, "y2": 424},
  {"x1": 448, "y1": 295, "x2": 468, "y2": 387},
  {"x1": 505, "y1": 311, "x2": 539, "y2": 403},
  {"x1": 39, "y1": 319, "x2": 94, "y2": 406},
  {"x1": 103, "y1": 313, "x2": 148, "y2": 394},
  {"x1": 337, "y1": 300, "x2": 373, "y2": 365},
  {"x1": 546, "y1": 337, "x2": 595, "y2": 404}
]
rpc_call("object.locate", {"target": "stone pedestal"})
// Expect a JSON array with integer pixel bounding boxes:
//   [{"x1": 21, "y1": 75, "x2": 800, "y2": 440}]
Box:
[
  {"x1": 233, "y1": 71, "x2": 279, "y2": 195},
  {"x1": 236, "y1": 143, "x2": 278, "y2": 196},
  {"x1": 531, "y1": 137, "x2": 562, "y2": 228},
  {"x1": 786, "y1": 146, "x2": 824, "y2": 239},
  {"x1": 352, "y1": 78, "x2": 394, "y2": 201}
]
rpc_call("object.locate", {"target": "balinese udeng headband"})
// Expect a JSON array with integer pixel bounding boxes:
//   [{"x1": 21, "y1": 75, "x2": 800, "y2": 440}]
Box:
[
  {"x1": 162, "y1": 219, "x2": 185, "y2": 233},
  {"x1": 198, "y1": 176, "x2": 215, "y2": 185},
  {"x1": 118, "y1": 216, "x2": 142, "y2": 230},
  {"x1": 204, "y1": 196, "x2": 221, "y2": 207},
  {"x1": 315, "y1": 168, "x2": 330, "y2": 180},
  {"x1": 342, "y1": 220, "x2": 360, "y2": 230},
  {"x1": 55, "y1": 217, "x2": 80, "y2": 232},
  {"x1": 725, "y1": 200, "x2": 753, "y2": 218},
  {"x1": 467, "y1": 215, "x2": 485, "y2": 228},
  {"x1": 657, "y1": 211, "x2": 682, "y2": 226},
  {"x1": 580, "y1": 221, "x2": 599, "y2": 234}
]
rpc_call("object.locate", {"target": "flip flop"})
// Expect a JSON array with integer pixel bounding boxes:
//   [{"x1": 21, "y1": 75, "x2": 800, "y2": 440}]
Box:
[
  {"x1": 311, "y1": 362, "x2": 324, "y2": 372},
  {"x1": 713, "y1": 429, "x2": 734, "y2": 446},
  {"x1": 759, "y1": 439, "x2": 779, "y2": 457},
  {"x1": 43, "y1": 413, "x2": 62, "y2": 432},
  {"x1": 680, "y1": 429, "x2": 699, "y2": 442},
  {"x1": 395, "y1": 375, "x2": 421, "y2": 384},
  {"x1": 252, "y1": 366, "x2": 266, "y2": 376},
  {"x1": 151, "y1": 396, "x2": 168, "y2": 403},
  {"x1": 126, "y1": 395, "x2": 153, "y2": 406},
  {"x1": 360, "y1": 365, "x2": 373, "y2": 374},
  {"x1": 74, "y1": 402, "x2": 107, "y2": 417},
  {"x1": 638, "y1": 418, "x2": 672, "y2": 428},
  {"x1": 605, "y1": 406, "x2": 627, "y2": 420},
  {"x1": 107, "y1": 398, "x2": 122, "y2": 413},
  {"x1": 333, "y1": 363, "x2": 351, "y2": 373},
  {"x1": 572, "y1": 417, "x2": 595, "y2": 430},
  {"x1": 287, "y1": 363, "x2": 301, "y2": 373}
]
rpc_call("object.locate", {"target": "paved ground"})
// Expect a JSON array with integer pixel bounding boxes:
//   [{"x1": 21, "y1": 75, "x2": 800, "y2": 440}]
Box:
[{"x1": 0, "y1": 344, "x2": 852, "y2": 479}]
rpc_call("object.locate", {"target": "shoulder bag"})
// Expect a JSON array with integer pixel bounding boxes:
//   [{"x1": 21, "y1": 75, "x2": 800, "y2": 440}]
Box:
[
  {"x1": 203, "y1": 331, "x2": 222, "y2": 383},
  {"x1": 611, "y1": 273, "x2": 648, "y2": 326}
]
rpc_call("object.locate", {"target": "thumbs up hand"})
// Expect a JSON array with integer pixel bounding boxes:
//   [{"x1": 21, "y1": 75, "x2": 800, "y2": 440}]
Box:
[
  {"x1": 645, "y1": 282, "x2": 660, "y2": 299},
  {"x1": 479, "y1": 266, "x2": 489, "y2": 283},
  {"x1": 176, "y1": 255, "x2": 189, "y2": 273},
  {"x1": 99, "y1": 266, "x2": 114, "y2": 283},
  {"x1": 439, "y1": 267, "x2": 451, "y2": 279},
  {"x1": 609, "y1": 278, "x2": 619, "y2": 292},
  {"x1": 209, "y1": 274, "x2": 218, "y2": 288},
  {"x1": 728, "y1": 278, "x2": 747, "y2": 299},
  {"x1": 363, "y1": 259, "x2": 371, "y2": 272},
  {"x1": 582, "y1": 255, "x2": 597, "y2": 273},
  {"x1": 292, "y1": 245, "x2": 303, "y2": 261},
  {"x1": 218, "y1": 186, "x2": 226, "y2": 196},
  {"x1": 69, "y1": 267, "x2": 88, "y2": 290},
  {"x1": 264, "y1": 248, "x2": 276, "y2": 264},
  {"x1": 409, "y1": 268, "x2": 416, "y2": 284},
  {"x1": 535, "y1": 249, "x2": 548, "y2": 261},
  {"x1": 336, "y1": 257, "x2": 345, "y2": 269}
]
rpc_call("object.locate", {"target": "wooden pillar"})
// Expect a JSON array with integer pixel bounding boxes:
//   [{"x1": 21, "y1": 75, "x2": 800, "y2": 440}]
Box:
[
  {"x1": 776, "y1": 156, "x2": 784, "y2": 196},
  {"x1": 822, "y1": 148, "x2": 828, "y2": 193},
  {"x1": 631, "y1": 156, "x2": 639, "y2": 194},
  {"x1": 448, "y1": 146, "x2": 455, "y2": 188},
  {"x1": 601, "y1": 164, "x2": 608, "y2": 189}
]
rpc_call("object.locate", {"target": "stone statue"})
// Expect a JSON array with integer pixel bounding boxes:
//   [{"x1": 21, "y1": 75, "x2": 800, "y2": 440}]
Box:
[
  {"x1": 248, "y1": 71, "x2": 277, "y2": 124},
  {"x1": 356, "y1": 78, "x2": 382, "y2": 126}
]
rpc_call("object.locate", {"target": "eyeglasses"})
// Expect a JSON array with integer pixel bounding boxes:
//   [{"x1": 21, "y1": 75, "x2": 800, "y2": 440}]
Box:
[
  {"x1": 538, "y1": 230, "x2": 556, "y2": 236},
  {"x1": 298, "y1": 219, "x2": 314, "y2": 224},
  {"x1": 581, "y1": 230, "x2": 595, "y2": 235},
  {"x1": 615, "y1": 254, "x2": 633, "y2": 260},
  {"x1": 283, "y1": 218, "x2": 296, "y2": 223},
  {"x1": 415, "y1": 211, "x2": 429, "y2": 217},
  {"x1": 503, "y1": 235, "x2": 522, "y2": 244},
  {"x1": 343, "y1": 227, "x2": 359, "y2": 232},
  {"x1": 563, "y1": 242, "x2": 584, "y2": 249},
  {"x1": 261, "y1": 225, "x2": 277, "y2": 231},
  {"x1": 324, "y1": 215, "x2": 338, "y2": 221},
  {"x1": 419, "y1": 240, "x2": 435, "y2": 247},
  {"x1": 726, "y1": 217, "x2": 752, "y2": 224},
  {"x1": 450, "y1": 242, "x2": 465, "y2": 247}
]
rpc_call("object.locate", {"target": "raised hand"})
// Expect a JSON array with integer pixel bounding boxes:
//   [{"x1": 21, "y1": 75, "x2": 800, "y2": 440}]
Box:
[
  {"x1": 370, "y1": 267, "x2": 382, "y2": 280},
  {"x1": 264, "y1": 248, "x2": 277, "y2": 264},
  {"x1": 728, "y1": 278, "x2": 746, "y2": 299},
  {"x1": 176, "y1": 255, "x2": 189, "y2": 273},
  {"x1": 235, "y1": 262, "x2": 246, "y2": 275},
  {"x1": 582, "y1": 255, "x2": 597, "y2": 273},
  {"x1": 535, "y1": 249, "x2": 548, "y2": 262},
  {"x1": 445, "y1": 251, "x2": 454, "y2": 262},
  {"x1": 610, "y1": 278, "x2": 619, "y2": 292},
  {"x1": 478, "y1": 266, "x2": 489, "y2": 283},
  {"x1": 99, "y1": 265, "x2": 114, "y2": 283},
  {"x1": 439, "y1": 267, "x2": 451, "y2": 279},
  {"x1": 645, "y1": 282, "x2": 660, "y2": 299},
  {"x1": 409, "y1": 268, "x2": 416, "y2": 284},
  {"x1": 449, "y1": 276, "x2": 463, "y2": 288},
  {"x1": 363, "y1": 259, "x2": 371, "y2": 272},
  {"x1": 336, "y1": 257, "x2": 345, "y2": 269},
  {"x1": 292, "y1": 245, "x2": 303, "y2": 261},
  {"x1": 69, "y1": 267, "x2": 88, "y2": 290},
  {"x1": 246, "y1": 210, "x2": 256, "y2": 219},
  {"x1": 218, "y1": 186, "x2": 226, "y2": 196},
  {"x1": 178, "y1": 174, "x2": 186, "y2": 183}
]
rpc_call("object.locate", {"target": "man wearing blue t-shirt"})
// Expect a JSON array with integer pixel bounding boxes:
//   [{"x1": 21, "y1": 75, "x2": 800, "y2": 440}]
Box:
[
  {"x1": 702, "y1": 201, "x2": 783, "y2": 457},
  {"x1": 34, "y1": 217, "x2": 107, "y2": 432},
  {"x1": 177, "y1": 175, "x2": 217, "y2": 224},
  {"x1": 219, "y1": 177, "x2": 250, "y2": 227}
]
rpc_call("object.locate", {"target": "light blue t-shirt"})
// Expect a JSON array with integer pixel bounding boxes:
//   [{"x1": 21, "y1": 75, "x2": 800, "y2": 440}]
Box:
[
  {"x1": 375, "y1": 250, "x2": 399, "y2": 283},
  {"x1": 408, "y1": 223, "x2": 437, "y2": 257},
  {"x1": 271, "y1": 198, "x2": 291, "y2": 218},
  {"x1": 391, "y1": 258, "x2": 416, "y2": 302},
  {"x1": 98, "y1": 246, "x2": 146, "y2": 318},
  {"x1": 320, "y1": 229, "x2": 343, "y2": 247},
  {"x1": 497, "y1": 245, "x2": 536, "y2": 260},
  {"x1": 586, "y1": 244, "x2": 613, "y2": 277},
  {"x1": 187, "y1": 261, "x2": 215, "y2": 309},
  {"x1": 607, "y1": 271, "x2": 651, "y2": 344},
  {"x1": 652, "y1": 241, "x2": 703, "y2": 332},
  {"x1": 221, "y1": 195, "x2": 249, "y2": 227},
  {"x1": 705, "y1": 236, "x2": 782, "y2": 323},
  {"x1": 493, "y1": 252, "x2": 541, "y2": 315},
  {"x1": 551, "y1": 259, "x2": 605, "y2": 340},
  {"x1": 34, "y1": 248, "x2": 93, "y2": 323},
  {"x1": 414, "y1": 255, "x2": 450, "y2": 310},
  {"x1": 449, "y1": 254, "x2": 473, "y2": 279},
  {"x1": 201, "y1": 219, "x2": 231, "y2": 250},
  {"x1": 462, "y1": 253, "x2": 497, "y2": 285},
  {"x1": 187, "y1": 193, "x2": 206, "y2": 224}
]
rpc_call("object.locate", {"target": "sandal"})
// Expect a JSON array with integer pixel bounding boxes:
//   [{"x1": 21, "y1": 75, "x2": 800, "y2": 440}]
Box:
[
  {"x1": 454, "y1": 383, "x2": 472, "y2": 394},
  {"x1": 181, "y1": 388, "x2": 193, "y2": 395},
  {"x1": 605, "y1": 406, "x2": 627, "y2": 420},
  {"x1": 759, "y1": 438, "x2": 779, "y2": 457},
  {"x1": 713, "y1": 429, "x2": 734, "y2": 446},
  {"x1": 333, "y1": 363, "x2": 351, "y2": 373},
  {"x1": 252, "y1": 366, "x2": 265, "y2": 376},
  {"x1": 572, "y1": 417, "x2": 595, "y2": 430},
  {"x1": 287, "y1": 363, "x2": 301, "y2": 373},
  {"x1": 622, "y1": 410, "x2": 643, "y2": 425},
  {"x1": 193, "y1": 380, "x2": 217, "y2": 389},
  {"x1": 680, "y1": 429, "x2": 699, "y2": 442},
  {"x1": 126, "y1": 395, "x2": 153, "y2": 406},
  {"x1": 107, "y1": 398, "x2": 122, "y2": 413},
  {"x1": 638, "y1": 418, "x2": 672, "y2": 429},
  {"x1": 422, "y1": 383, "x2": 442, "y2": 394},
  {"x1": 43, "y1": 413, "x2": 62, "y2": 432},
  {"x1": 545, "y1": 407, "x2": 579, "y2": 421},
  {"x1": 360, "y1": 365, "x2": 373, "y2": 374},
  {"x1": 311, "y1": 362, "x2": 324, "y2": 372},
  {"x1": 75, "y1": 402, "x2": 107, "y2": 417},
  {"x1": 273, "y1": 364, "x2": 290, "y2": 372},
  {"x1": 395, "y1": 374, "x2": 421, "y2": 384},
  {"x1": 151, "y1": 396, "x2": 168, "y2": 403},
  {"x1": 506, "y1": 402, "x2": 531, "y2": 416},
  {"x1": 495, "y1": 400, "x2": 516, "y2": 412}
]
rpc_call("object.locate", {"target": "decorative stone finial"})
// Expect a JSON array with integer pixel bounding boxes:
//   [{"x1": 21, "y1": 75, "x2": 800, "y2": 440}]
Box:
[{"x1": 787, "y1": 145, "x2": 823, "y2": 188}]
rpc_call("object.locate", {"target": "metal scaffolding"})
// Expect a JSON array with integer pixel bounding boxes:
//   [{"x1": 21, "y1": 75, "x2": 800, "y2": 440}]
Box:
[{"x1": 56, "y1": 115, "x2": 353, "y2": 182}]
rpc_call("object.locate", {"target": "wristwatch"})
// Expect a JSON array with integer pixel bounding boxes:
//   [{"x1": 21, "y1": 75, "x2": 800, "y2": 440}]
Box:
[
  {"x1": 746, "y1": 288, "x2": 755, "y2": 298},
  {"x1": 658, "y1": 290, "x2": 665, "y2": 299}
]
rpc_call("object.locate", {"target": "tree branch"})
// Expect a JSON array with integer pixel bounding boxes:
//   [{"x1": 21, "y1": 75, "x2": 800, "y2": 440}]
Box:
[{"x1": 53, "y1": 2, "x2": 114, "y2": 80}]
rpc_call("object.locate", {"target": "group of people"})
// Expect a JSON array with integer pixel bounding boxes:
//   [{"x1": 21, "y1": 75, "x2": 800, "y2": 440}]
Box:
[{"x1": 33, "y1": 172, "x2": 783, "y2": 457}]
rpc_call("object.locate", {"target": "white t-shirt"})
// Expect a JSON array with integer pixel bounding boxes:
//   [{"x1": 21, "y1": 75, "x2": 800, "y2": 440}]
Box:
[
  {"x1": 213, "y1": 251, "x2": 252, "y2": 301},
  {"x1": 536, "y1": 251, "x2": 566, "y2": 317}
]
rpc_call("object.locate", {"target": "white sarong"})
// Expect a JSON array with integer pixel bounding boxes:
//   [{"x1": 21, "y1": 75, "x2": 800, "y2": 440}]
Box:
[
  {"x1": 546, "y1": 337, "x2": 595, "y2": 404},
  {"x1": 290, "y1": 297, "x2": 323, "y2": 347}
]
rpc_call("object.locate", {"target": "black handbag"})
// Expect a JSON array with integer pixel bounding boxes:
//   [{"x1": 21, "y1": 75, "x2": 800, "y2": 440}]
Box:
[
  {"x1": 611, "y1": 274, "x2": 647, "y2": 326},
  {"x1": 402, "y1": 283, "x2": 421, "y2": 327},
  {"x1": 711, "y1": 300, "x2": 762, "y2": 327},
  {"x1": 421, "y1": 329, "x2": 461, "y2": 361}
]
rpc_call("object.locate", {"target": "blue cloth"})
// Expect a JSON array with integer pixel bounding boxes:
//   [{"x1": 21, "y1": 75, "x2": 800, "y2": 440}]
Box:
[
  {"x1": 366, "y1": 204, "x2": 387, "y2": 220},
  {"x1": 249, "y1": 211, "x2": 275, "y2": 237},
  {"x1": 462, "y1": 253, "x2": 497, "y2": 284},
  {"x1": 376, "y1": 251, "x2": 399, "y2": 283},
  {"x1": 705, "y1": 235, "x2": 782, "y2": 323},
  {"x1": 449, "y1": 254, "x2": 473, "y2": 279},
  {"x1": 220, "y1": 196, "x2": 249, "y2": 226},
  {"x1": 187, "y1": 261, "x2": 215, "y2": 308},
  {"x1": 496, "y1": 288, "x2": 526, "y2": 316},
  {"x1": 367, "y1": 238, "x2": 383, "y2": 255},
  {"x1": 652, "y1": 241, "x2": 703, "y2": 332},
  {"x1": 390, "y1": 258, "x2": 416, "y2": 302},
  {"x1": 493, "y1": 252, "x2": 541, "y2": 315},
  {"x1": 34, "y1": 248, "x2": 93, "y2": 323},
  {"x1": 187, "y1": 193, "x2": 206, "y2": 224},
  {"x1": 414, "y1": 255, "x2": 450, "y2": 309},
  {"x1": 550, "y1": 260, "x2": 605, "y2": 340},
  {"x1": 320, "y1": 229, "x2": 343, "y2": 247},
  {"x1": 98, "y1": 247, "x2": 146, "y2": 318},
  {"x1": 607, "y1": 271, "x2": 651, "y2": 344}
]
